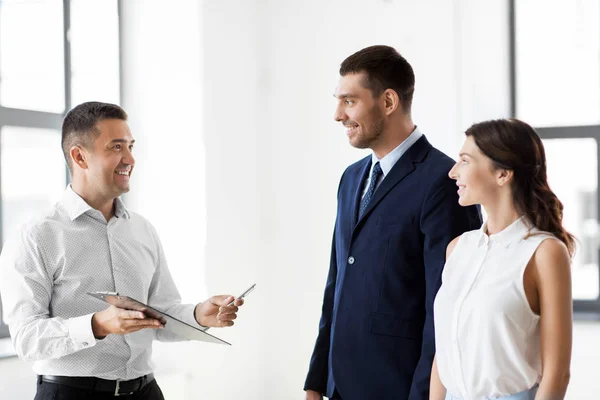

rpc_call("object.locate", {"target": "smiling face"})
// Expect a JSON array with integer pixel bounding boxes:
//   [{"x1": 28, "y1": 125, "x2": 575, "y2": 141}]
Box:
[
  {"x1": 448, "y1": 135, "x2": 503, "y2": 207},
  {"x1": 333, "y1": 72, "x2": 386, "y2": 150},
  {"x1": 82, "y1": 119, "x2": 135, "y2": 201}
]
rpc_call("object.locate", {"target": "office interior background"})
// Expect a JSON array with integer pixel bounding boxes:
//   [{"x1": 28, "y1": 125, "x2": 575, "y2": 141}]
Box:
[{"x1": 0, "y1": 0, "x2": 599, "y2": 398}]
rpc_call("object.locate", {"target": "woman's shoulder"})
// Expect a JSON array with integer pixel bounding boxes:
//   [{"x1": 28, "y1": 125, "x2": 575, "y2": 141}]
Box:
[
  {"x1": 533, "y1": 236, "x2": 570, "y2": 263},
  {"x1": 524, "y1": 226, "x2": 565, "y2": 248}
]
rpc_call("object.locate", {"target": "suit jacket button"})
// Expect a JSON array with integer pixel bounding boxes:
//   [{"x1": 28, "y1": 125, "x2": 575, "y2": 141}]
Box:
[{"x1": 348, "y1": 256, "x2": 355, "y2": 265}]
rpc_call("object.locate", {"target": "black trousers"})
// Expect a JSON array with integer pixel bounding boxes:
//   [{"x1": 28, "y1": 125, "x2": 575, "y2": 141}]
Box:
[{"x1": 34, "y1": 376, "x2": 165, "y2": 400}]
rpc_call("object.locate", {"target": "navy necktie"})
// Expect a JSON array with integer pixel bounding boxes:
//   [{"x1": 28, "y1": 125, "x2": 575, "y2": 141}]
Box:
[{"x1": 358, "y1": 161, "x2": 383, "y2": 220}]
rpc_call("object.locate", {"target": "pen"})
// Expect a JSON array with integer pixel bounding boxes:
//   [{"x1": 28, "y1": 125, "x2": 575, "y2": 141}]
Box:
[
  {"x1": 227, "y1": 283, "x2": 255, "y2": 306},
  {"x1": 203, "y1": 284, "x2": 256, "y2": 332}
]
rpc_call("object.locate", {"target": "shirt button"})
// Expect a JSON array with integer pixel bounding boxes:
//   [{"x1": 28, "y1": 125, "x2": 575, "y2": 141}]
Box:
[
  {"x1": 348, "y1": 256, "x2": 355, "y2": 265},
  {"x1": 82, "y1": 342, "x2": 88, "y2": 346}
]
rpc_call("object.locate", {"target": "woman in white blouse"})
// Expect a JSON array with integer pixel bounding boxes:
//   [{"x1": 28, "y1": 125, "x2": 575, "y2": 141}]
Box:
[{"x1": 430, "y1": 119, "x2": 573, "y2": 400}]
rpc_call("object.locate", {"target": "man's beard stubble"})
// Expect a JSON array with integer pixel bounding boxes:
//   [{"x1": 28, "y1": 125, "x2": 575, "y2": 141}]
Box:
[{"x1": 352, "y1": 111, "x2": 385, "y2": 149}]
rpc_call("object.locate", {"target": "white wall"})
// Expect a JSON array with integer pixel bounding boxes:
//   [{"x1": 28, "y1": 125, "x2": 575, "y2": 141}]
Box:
[
  {"x1": 0, "y1": 1, "x2": 510, "y2": 399},
  {"x1": 121, "y1": 0, "x2": 264, "y2": 398}
]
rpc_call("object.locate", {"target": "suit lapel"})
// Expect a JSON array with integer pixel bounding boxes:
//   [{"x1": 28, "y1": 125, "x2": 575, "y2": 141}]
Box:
[{"x1": 354, "y1": 135, "x2": 432, "y2": 228}]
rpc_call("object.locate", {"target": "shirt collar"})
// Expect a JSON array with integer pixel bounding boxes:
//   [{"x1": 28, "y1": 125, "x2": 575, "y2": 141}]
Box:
[
  {"x1": 370, "y1": 126, "x2": 423, "y2": 177},
  {"x1": 477, "y1": 216, "x2": 531, "y2": 248},
  {"x1": 61, "y1": 185, "x2": 130, "y2": 221}
]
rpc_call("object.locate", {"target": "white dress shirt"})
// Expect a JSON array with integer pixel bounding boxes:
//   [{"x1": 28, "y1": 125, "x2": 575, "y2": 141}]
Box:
[
  {"x1": 361, "y1": 126, "x2": 423, "y2": 199},
  {"x1": 0, "y1": 186, "x2": 198, "y2": 380},
  {"x1": 433, "y1": 217, "x2": 554, "y2": 400}
]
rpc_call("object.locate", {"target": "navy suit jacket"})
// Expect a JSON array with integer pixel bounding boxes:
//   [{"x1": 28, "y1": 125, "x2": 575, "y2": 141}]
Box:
[{"x1": 304, "y1": 135, "x2": 481, "y2": 400}]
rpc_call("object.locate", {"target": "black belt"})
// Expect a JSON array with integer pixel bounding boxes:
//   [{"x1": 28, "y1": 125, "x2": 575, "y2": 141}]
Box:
[{"x1": 40, "y1": 373, "x2": 154, "y2": 396}]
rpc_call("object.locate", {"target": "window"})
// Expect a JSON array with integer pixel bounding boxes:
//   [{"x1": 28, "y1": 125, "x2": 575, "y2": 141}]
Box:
[
  {"x1": 514, "y1": 0, "x2": 600, "y2": 127},
  {"x1": 512, "y1": 0, "x2": 600, "y2": 313},
  {"x1": 0, "y1": 0, "x2": 120, "y2": 341},
  {"x1": 0, "y1": 0, "x2": 65, "y2": 113},
  {"x1": 1, "y1": 127, "x2": 66, "y2": 243}
]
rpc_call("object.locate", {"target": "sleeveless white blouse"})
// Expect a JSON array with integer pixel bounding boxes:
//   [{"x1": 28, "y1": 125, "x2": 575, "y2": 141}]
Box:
[{"x1": 434, "y1": 217, "x2": 554, "y2": 400}]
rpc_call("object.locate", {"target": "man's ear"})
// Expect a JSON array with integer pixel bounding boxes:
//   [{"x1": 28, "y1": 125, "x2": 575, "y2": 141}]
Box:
[
  {"x1": 382, "y1": 89, "x2": 400, "y2": 116},
  {"x1": 496, "y1": 168, "x2": 514, "y2": 187},
  {"x1": 70, "y1": 146, "x2": 88, "y2": 170}
]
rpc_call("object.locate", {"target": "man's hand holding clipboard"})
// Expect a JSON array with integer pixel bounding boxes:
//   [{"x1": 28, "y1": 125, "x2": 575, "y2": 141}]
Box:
[{"x1": 88, "y1": 284, "x2": 256, "y2": 344}]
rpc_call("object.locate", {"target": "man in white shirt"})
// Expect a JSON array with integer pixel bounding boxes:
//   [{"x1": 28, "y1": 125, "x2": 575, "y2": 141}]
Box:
[{"x1": 0, "y1": 101, "x2": 243, "y2": 399}]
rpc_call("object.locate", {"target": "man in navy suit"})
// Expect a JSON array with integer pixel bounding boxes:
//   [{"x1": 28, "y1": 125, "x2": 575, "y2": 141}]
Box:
[{"x1": 304, "y1": 46, "x2": 481, "y2": 400}]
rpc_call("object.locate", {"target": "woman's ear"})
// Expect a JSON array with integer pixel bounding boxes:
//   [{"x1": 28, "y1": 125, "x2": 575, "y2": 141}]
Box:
[{"x1": 496, "y1": 168, "x2": 514, "y2": 187}]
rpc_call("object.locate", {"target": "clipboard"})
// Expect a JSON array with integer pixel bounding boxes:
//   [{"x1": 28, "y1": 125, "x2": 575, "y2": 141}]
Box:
[{"x1": 87, "y1": 292, "x2": 231, "y2": 345}]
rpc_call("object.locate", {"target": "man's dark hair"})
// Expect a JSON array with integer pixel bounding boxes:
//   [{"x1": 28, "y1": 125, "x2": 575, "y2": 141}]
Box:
[
  {"x1": 340, "y1": 45, "x2": 415, "y2": 113},
  {"x1": 61, "y1": 101, "x2": 128, "y2": 171}
]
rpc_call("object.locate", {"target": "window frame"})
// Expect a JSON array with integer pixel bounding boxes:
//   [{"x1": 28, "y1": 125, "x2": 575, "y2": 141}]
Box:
[
  {"x1": 510, "y1": 0, "x2": 600, "y2": 315},
  {"x1": 0, "y1": 0, "x2": 123, "y2": 341}
]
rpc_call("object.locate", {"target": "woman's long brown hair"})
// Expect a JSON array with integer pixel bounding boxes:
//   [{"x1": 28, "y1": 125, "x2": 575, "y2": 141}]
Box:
[{"x1": 466, "y1": 118, "x2": 576, "y2": 256}]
